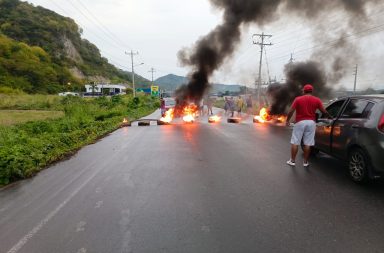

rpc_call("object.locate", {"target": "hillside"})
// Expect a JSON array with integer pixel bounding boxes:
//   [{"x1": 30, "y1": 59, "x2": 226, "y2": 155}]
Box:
[
  {"x1": 155, "y1": 74, "x2": 188, "y2": 91},
  {"x1": 155, "y1": 74, "x2": 242, "y2": 94},
  {"x1": 0, "y1": 0, "x2": 150, "y2": 93}
]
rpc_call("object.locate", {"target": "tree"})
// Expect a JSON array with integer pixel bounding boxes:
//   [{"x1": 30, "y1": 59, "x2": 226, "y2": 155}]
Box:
[{"x1": 90, "y1": 82, "x2": 98, "y2": 96}]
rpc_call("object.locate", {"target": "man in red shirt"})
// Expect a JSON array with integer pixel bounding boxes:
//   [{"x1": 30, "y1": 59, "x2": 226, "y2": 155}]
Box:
[{"x1": 285, "y1": 84, "x2": 331, "y2": 167}]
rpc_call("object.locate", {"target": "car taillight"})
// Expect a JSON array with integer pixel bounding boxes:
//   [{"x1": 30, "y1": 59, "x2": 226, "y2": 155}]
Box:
[{"x1": 379, "y1": 113, "x2": 384, "y2": 133}]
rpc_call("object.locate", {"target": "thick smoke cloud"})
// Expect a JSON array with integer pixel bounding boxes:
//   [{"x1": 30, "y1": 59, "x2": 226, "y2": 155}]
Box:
[
  {"x1": 268, "y1": 61, "x2": 328, "y2": 115},
  {"x1": 176, "y1": 0, "x2": 379, "y2": 112}
]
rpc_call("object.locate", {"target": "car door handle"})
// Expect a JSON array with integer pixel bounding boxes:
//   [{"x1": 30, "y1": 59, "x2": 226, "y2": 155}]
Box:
[{"x1": 351, "y1": 124, "x2": 361, "y2": 129}]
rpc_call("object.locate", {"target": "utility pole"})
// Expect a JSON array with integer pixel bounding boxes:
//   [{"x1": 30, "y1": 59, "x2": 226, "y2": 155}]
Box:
[
  {"x1": 148, "y1": 68, "x2": 156, "y2": 86},
  {"x1": 353, "y1": 64, "x2": 358, "y2": 95},
  {"x1": 264, "y1": 49, "x2": 272, "y2": 85},
  {"x1": 289, "y1": 53, "x2": 294, "y2": 64},
  {"x1": 125, "y1": 50, "x2": 139, "y2": 97},
  {"x1": 253, "y1": 32, "x2": 272, "y2": 108}
]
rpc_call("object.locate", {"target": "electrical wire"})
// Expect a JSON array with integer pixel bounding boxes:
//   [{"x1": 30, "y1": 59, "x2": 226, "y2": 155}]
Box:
[{"x1": 73, "y1": 0, "x2": 132, "y2": 50}]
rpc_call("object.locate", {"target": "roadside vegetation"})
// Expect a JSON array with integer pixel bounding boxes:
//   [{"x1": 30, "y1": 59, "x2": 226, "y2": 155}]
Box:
[
  {"x1": 0, "y1": 110, "x2": 64, "y2": 126},
  {"x1": 213, "y1": 98, "x2": 225, "y2": 109},
  {"x1": 0, "y1": 94, "x2": 159, "y2": 186}
]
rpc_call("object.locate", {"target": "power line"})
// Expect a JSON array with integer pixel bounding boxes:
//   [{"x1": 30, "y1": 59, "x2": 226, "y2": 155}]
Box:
[
  {"x1": 269, "y1": 4, "x2": 384, "y2": 42},
  {"x1": 65, "y1": 0, "x2": 124, "y2": 49},
  {"x1": 72, "y1": 0, "x2": 132, "y2": 50},
  {"x1": 267, "y1": 6, "x2": 384, "y2": 57},
  {"x1": 46, "y1": 0, "x2": 124, "y2": 52},
  {"x1": 268, "y1": 21, "x2": 384, "y2": 63}
]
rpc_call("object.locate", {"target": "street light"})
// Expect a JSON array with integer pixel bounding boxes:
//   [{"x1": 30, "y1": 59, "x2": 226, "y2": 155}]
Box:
[{"x1": 132, "y1": 62, "x2": 144, "y2": 97}]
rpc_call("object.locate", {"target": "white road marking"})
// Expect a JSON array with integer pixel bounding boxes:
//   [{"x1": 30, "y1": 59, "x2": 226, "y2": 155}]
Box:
[
  {"x1": 77, "y1": 248, "x2": 87, "y2": 253},
  {"x1": 76, "y1": 221, "x2": 86, "y2": 232},
  {"x1": 95, "y1": 201, "x2": 103, "y2": 209},
  {"x1": 201, "y1": 225, "x2": 211, "y2": 233},
  {"x1": 119, "y1": 209, "x2": 132, "y2": 252},
  {"x1": 123, "y1": 174, "x2": 134, "y2": 188},
  {"x1": 6, "y1": 165, "x2": 104, "y2": 253}
]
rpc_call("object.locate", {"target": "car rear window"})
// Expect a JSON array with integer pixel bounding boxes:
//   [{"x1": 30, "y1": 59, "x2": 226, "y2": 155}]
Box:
[{"x1": 342, "y1": 99, "x2": 373, "y2": 119}]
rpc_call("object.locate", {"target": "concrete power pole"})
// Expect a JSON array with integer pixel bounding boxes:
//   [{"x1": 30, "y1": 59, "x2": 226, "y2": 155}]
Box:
[
  {"x1": 353, "y1": 64, "x2": 358, "y2": 95},
  {"x1": 148, "y1": 68, "x2": 156, "y2": 86},
  {"x1": 253, "y1": 32, "x2": 272, "y2": 108},
  {"x1": 125, "y1": 50, "x2": 139, "y2": 97}
]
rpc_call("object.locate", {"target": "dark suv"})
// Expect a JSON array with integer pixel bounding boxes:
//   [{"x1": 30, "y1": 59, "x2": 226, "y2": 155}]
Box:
[{"x1": 314, "y1": 95, "x2": 384, "y2": 182}]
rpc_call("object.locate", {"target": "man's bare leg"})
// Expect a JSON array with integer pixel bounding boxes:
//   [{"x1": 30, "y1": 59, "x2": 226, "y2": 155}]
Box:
[
  {"x1": 303, "y1": 145, "x2": 311, "y2": 164},
  {"x1": 290, "y1": 144, "x2": 299, "y2": 162}
]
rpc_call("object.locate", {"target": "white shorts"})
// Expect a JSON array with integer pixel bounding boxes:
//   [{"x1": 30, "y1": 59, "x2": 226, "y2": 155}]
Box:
[{"x1": 291, "y1": 120, "x2": 316, "y2": 146}]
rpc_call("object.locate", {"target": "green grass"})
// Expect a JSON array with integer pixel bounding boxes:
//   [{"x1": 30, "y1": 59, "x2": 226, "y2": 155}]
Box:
[
  {"x1": 0, "y1": 94, "x2": 160, "y2": 186},
  {"x1": 0, "y1": 94, "x2": 62, "y2": 110},
  {"x1": 0, "y1": 110, "x2": 65, "y2": 126},
  {"x1": 214, "y1": 98, "x2": 225, "y2": 109}
]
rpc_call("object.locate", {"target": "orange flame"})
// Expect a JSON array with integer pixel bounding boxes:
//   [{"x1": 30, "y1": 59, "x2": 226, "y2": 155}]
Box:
[
  {"x1": 277, "y1": 115, "x2": 287, "y2": 122},
  {"x1": 254, "y1": 107, "x2": 287, "y2": 123},
  {"x1": 208, "y1": 115, "x2": 221, "y2": 123},
  {"x1": 160, "y1": 108, "x2": 174, "y2": 123},
  {"x1": 260, "y1": 108, "x2": 269, "y2": 121},
  {"x1": 182, "y1": 104, "x2": 198, "y2": 123},
  {"x1": 183, "y1": 115, "x2": 195, "y2": 123},
  {"x1": 254, "y1": 107, "x2": 270, "y2": 123}
]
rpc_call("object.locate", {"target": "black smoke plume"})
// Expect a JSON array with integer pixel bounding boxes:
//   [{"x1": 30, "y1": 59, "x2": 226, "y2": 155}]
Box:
[
  {"x1": 268, "y1": 61, "x2": 328, "y2": 115},
  {"x1": 176, "y1": 0, "x2": 379, "y2": 111}
]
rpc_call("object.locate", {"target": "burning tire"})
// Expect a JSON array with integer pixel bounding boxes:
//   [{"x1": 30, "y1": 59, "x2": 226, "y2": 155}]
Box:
[
  {"x1": 208, "y1": 115, "x2": 221, "y2": 123},
  {"x1": 157, "y1": 120, "x2": 170, "y2": 126},
  {"x1": 227, "y1": 117, "x2": 241, "y2": 123},
  {"x1": 138, "y1": 121, "x2": 150, "y2": 126},
  {"x1": 120, "y1": 122, "x2": 131, "y2": 127}
]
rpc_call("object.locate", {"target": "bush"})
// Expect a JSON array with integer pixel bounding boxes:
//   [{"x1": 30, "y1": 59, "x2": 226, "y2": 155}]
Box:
[
  {"x1": 111, "y1": 95, "x2": 123, "y2": 104},
  {"x1": 0, "y1": 86, "x2": 25, "y2": 95},
  {"x1": 0, "y1": 94, "x2": 158, "y2": 185}
]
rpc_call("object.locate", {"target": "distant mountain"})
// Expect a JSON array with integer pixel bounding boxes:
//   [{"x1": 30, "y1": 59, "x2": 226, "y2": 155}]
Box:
[
  {"x1": 155, "y1": 74, "x2": 188, "y2": 91},
  {"x1": 155, "y1": 74, "x2": 243, "y2": 94},
  {"x1": 211, "y1": 83, "x2": 241, "y2": 93}
]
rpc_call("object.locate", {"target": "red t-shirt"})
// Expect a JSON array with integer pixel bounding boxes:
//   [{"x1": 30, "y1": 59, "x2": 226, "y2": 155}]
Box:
[{"x1": 291, "y1": 95, "x2": 325, "y2": 123}]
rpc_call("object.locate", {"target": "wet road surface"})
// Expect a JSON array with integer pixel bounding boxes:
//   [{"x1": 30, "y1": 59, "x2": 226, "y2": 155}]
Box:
[{"x1": 1, "y1": 109, "x2": 384, "y2": 253}]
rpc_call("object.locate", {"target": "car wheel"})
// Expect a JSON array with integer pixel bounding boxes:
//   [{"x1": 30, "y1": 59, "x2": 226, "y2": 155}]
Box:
[{"x1": 348, "y1": 148, "x2": 370, "y2": 183}]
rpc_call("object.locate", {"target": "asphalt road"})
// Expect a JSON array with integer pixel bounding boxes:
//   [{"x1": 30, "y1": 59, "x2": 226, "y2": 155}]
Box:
[{"x1": 1, "y1": 109, "x2": 384, "y2": 253}]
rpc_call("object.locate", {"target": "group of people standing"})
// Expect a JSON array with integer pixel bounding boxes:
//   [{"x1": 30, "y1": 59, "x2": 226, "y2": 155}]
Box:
[{"x1": 224, "y1": 95, "x2": 253, "y2": 117}]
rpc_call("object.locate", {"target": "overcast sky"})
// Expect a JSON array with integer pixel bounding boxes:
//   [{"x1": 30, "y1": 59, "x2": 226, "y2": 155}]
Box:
[{"x1": 25, "y1": 0, "x2": 384, "y2": 90}]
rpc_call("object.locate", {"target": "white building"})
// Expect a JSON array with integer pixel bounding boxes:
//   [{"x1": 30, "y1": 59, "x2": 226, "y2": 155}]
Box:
[{"x1": 84, "y1": 84, "x2": 128, "y2": 96}]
